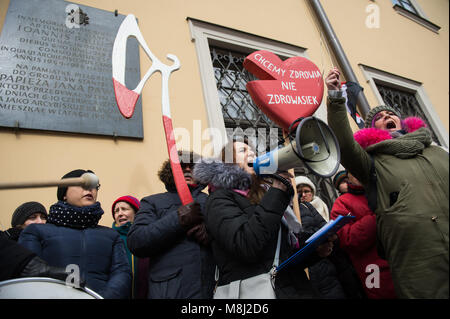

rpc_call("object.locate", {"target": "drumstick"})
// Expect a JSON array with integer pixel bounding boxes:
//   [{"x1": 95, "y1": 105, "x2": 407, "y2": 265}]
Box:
[{"x1": 0, "y1": 173, "x2": 99, "y2": 190}]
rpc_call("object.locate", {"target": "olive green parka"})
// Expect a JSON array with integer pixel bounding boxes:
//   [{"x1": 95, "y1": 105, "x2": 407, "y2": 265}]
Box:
[{"x1": 327, "y1": 95, "x2": 449, "y2": 299}]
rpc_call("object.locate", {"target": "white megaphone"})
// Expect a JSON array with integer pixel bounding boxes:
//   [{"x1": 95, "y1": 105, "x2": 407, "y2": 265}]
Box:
[{"x1": 252, "y1": 117, "x2": 340, "y2": 178}]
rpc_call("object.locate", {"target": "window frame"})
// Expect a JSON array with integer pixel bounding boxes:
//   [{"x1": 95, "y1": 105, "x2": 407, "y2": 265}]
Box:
[
  {"x1": 391, "y1": 0, "x2": 441, "y2": 33},
  {"x1": 359, "y1": 64, "x2": 448, "y2": 148}
]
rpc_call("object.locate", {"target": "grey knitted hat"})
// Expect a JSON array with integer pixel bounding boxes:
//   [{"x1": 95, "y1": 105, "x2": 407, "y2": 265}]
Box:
[
  {"x1": 11, "y1": 201, "x2": 47, "y2": 227},
  {"x1": 364, "y1": 105, "x2": 401, "y2": 128}
]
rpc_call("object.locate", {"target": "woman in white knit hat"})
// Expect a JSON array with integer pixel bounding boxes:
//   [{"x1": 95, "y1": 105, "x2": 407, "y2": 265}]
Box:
[{"x1": 295, "y1": 176, "x2": 330, "y2": 222}]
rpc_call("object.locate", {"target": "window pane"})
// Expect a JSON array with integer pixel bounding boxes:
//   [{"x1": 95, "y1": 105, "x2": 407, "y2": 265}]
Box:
[{"x1": 210, "y1": 46, "x2": 283, "y2": 146}]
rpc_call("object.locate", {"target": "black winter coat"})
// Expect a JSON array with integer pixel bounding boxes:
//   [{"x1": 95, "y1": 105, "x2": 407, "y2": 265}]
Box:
[
  {"x1": 2, "y1": 227, "x2": 22, "y2": 241},
  {"x1": 300, "y1": 201, "x2": 367, "y2": 299},
  {"x1": 194, "y1": 160, "x2": 321, "y2": 299},
  {"x1": 127, "y1": 185, "x2": 216, "y2": 299},
  {"x1": 0, "y1": 232, "x2": 36, "y2": 281},
  {"x1": 299, "y1": 201, "x2": 346, "y2": 298}
]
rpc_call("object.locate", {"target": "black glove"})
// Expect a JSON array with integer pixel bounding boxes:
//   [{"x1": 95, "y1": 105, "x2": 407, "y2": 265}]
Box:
[
  {"x1": 177, "y1": 202, "x2": 203, "y2": 230},
  {"x1": 266, "y1": 173, "x2": 295, "y2": 197},
  {"x1": 20, "y1": 256, "x2": 85, "y2": 287},
  {"x1": 187, "y1": 223, "x2": 210, "y2": 246}
]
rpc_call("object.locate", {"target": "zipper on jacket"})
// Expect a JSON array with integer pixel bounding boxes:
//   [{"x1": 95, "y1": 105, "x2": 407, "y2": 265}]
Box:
[
  {"x1": 131, "y1": 254, "x2": 135, "y2": 299},
  {"x1": 80, "y1": 229, "x2": 86, "y2": 285}
]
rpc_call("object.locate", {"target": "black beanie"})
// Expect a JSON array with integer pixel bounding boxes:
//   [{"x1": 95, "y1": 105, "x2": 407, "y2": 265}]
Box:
[
  {"x1": 57, "y1": 169, "x2": 95, "y2": 201},
  {"x1": 333, "y1": 170, "x2": 348, "y2": 190},
  {"x1": 11, "y1": 201, "x2": 48, "y2": 227}
]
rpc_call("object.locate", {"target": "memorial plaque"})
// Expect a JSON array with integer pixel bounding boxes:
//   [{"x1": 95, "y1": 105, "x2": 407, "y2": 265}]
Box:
[{"x1": 0, "y1": 0, "x2": 143, "y2": 138}]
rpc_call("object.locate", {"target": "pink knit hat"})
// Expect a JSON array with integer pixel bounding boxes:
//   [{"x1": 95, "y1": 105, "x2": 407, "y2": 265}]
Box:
[{"x1": 111, "y1": 195, "x2": 140, "y2": 218}]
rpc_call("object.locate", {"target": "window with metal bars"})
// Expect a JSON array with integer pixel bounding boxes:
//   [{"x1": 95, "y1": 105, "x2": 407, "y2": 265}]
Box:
[
  {"x1": 209, "y1": 45, "x2": 339, "y2": 209},
  {"x1": 375, "y1": 82, "x2": 441, "y2": 144},
  {"x1": 210, "y1": 46, "x2": 283, "y2": 152}
]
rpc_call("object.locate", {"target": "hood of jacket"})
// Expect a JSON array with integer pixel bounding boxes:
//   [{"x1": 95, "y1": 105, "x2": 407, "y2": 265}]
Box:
[
  {"x1": 193, "y1": 158, "x2": 252, "y2": 191},
  {"x1": 353, "y1": 116, "x2": 427, "y2": 149}
]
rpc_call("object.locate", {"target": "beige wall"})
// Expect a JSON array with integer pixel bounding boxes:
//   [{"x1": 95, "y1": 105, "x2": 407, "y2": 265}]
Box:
[
  {"x1": 0, "y1": 0, "x2": 333, "y2": 228},
  {"x1": 321, "y1": 0, "x2": 449, "y2": 127},
  {"x1": 0, "y1": 0, "x2": 448, "y2": 229}
]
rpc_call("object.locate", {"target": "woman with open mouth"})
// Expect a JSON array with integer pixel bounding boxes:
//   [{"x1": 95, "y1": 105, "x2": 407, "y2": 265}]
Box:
[
  {"x1": 111, "y1": 195, "x2": 149, "y2": 299},
  {"x1": 193, "y1": 137, "x2": 337, "y2": 299},
  {"x1": 325, "y1": 67, "x2": 449, "y2": 299}
]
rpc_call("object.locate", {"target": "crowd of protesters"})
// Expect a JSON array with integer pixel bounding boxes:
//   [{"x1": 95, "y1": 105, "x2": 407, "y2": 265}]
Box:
[{"x1": 0, "y1": 67, "x2": 448, "y2": 299}]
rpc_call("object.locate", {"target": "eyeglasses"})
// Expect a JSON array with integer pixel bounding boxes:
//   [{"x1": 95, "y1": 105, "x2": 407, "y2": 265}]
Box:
[
  {"x1": 299, "y1": 189, "x2": 312, "y2": 195},
  {"x1": 181, "y1": 163, "x2": 194, "y2": 170}
]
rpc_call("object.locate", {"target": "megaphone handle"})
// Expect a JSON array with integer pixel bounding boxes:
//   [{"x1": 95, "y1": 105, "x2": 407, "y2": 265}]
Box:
[
  {"x1": 261, "y1": 173, "x2": 294, "y2": 197},
  {"x1": 293, "y1": 117, "x2": 331, "y2": 163},
  {"x1": 314, "y1": 117, "x2": 331, "y2": 154}
]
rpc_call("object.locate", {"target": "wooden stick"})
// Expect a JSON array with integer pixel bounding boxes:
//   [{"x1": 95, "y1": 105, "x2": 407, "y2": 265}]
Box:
[
  {"x1": 282, "y1": 130, "x2": 302, "y2": 224},
  {"x1": 283, "y1": 129, "x2": 309, "y2": 279},
  {"x1": 0, "y1": 174, "x2": 98, "y2": 190}
]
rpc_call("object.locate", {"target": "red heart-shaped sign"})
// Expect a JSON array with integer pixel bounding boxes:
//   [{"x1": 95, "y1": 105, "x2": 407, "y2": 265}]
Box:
[{"x1": 243, "y1": 50, "x2": 324, "y2": 131}]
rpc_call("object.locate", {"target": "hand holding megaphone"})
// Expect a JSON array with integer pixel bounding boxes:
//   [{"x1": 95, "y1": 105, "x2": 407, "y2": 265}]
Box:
[
  {"x1": 271, "y1": 171, "x2": 295, "y2": 197},
  {"x1": 258, "y1": 170, "x2": 294, "y2": 197}
]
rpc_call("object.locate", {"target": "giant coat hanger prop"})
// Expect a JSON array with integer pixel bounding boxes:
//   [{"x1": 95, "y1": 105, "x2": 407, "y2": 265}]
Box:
[{"x1": 112, "y1": 14, "x2": 192, "y2": 205}]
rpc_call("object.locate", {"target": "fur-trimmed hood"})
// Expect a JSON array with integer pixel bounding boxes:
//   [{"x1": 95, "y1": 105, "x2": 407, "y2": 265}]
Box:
[
  {"x1": 193, "y1": 159, "x2": 252, "y2": 191},
  {"x1": 354, "y1": 116, "x2": 427, "y2": 149}
]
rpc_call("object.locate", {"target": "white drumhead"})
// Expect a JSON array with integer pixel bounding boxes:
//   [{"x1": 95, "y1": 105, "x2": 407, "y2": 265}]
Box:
[{"x1": 0, "y1": 277, "x2": 103, "y2": 299}]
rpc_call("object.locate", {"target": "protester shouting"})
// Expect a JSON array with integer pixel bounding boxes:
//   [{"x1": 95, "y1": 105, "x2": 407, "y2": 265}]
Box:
[
  {"x1": 326, "y1": 68, "x2": 449, "y2": 299},
  {"x1": 193, "y1": 137, "x2": 336, "y2": 299}
]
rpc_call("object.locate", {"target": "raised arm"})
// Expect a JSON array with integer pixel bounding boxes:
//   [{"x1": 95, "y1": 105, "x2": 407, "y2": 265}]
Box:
[{"x1": 325, "y1": 68, "x2": 372, "y2": 186}]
